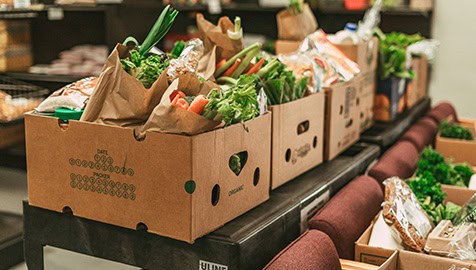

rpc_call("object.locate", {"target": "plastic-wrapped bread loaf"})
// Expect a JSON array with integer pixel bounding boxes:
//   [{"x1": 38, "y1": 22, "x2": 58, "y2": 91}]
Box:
[{"x1": 382, "y1": 177, "x2": 434, "y2": 252}]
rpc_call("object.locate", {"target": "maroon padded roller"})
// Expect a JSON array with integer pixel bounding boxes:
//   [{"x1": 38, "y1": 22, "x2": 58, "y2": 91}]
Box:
[
  {"x1": 426, "y1": 102, "x2": 458, "y2": 124},
  {"x1": 368, "y1": 141, "x2": 420, "y2": 184},
  {"x1": 307, "y1": 176, "x2": 384, "y2": 260},
  {"x1": 263, "y1": 230, "x2": 341, "y2": 270},
  {"x1": 400, "y1": 117, "x2": 438, "y2": 151}
]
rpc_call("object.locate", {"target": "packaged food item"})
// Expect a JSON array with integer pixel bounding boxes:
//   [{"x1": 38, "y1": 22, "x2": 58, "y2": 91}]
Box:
[
  {"x1": 278, "y1": 51, "x2": 322, "y2": 92},
  {"x1": 167, "y1": 38, "x2": 204, "y2": 81},
  {"x1": 382, "y1": 177, "x2": 434, "y2": 252},
  {"x1": 0, "y1": 90, "x2": 41, "y2": 122},
  {"x1": 425, "y1": 220, "x2": 476, "y2": 260},
  {"x1": 453, "y1": 194, "x2": 476, "y2": 226},
  {"x1": 300, "y1": 30, "x2": 360, "y2": 82},
  {"x1": 36, "y1": 77, "x2": 97, "y2": 113}
]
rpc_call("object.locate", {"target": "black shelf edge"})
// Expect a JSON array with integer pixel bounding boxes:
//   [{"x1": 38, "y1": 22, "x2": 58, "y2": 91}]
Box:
[{"x1": 2, "y1": 72, "x2": 84, "y2": 84}]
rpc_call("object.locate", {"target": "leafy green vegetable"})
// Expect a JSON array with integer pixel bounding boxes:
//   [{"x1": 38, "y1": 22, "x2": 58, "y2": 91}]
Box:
[
  {"x1": 407, "y1": 173, "x2": 462, "y2": 224},
  {"x1": 375, "y1": 30, "x2": 424, "y2": 80},
  {"x1": 453, "y1": 195, "x2": 476, "y2": 225},
  {"x1": 203, "y1": 75, "x2": 259, "y2": 127},
  {"x1": 439, "y1": 120, "x2": 474, "y2": 141},
  {"x1": 170, "y1": 41, "x2": 186, "y2": 59},
  {"x1": 416, "y1": 147, "x2": 474, "y2": 187},
  {"x1": 120, "y1": 5, "x2": 178, "y2": 88},
  {"x1": 256, "y1": 58, "x2": 309, "y2": 105}
]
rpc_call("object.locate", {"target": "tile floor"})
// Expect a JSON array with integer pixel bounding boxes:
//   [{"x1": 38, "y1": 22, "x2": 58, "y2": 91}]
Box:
[{"x1": 0, "y1": 167, "x2": 138, "y2": 270}]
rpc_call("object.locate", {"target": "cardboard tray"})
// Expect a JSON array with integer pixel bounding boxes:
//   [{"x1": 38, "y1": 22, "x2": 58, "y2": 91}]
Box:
[
  {"x1": 269, "y1": 92, "x2": 325, "y2": 189},
  {"x1": 436, "y1": 118, "x2": 476, "y2": 166},
  {"x1": 379, "y1": 250, "x2": 475, "y2": 270},
  {"x1": 356, "y1": 186, "x2": 475, "y2": 266},
  {"x1": 25, "y1": 113, "x2": 272, "y2": 243},
  {"x1": 23, "y1": 143, "x2": 380, "y2": 270},
  {"x1": 360, "y1": 97, "x2": 431, "y2": 150},
  {"x1": 0, "y1": 212, "x2": 24, "y2": 270}
]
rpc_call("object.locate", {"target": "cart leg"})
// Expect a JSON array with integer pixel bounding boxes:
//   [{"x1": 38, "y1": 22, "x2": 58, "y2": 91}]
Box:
[{"x1": 24, "y1": 241, "x2": 44, "y2": 270}]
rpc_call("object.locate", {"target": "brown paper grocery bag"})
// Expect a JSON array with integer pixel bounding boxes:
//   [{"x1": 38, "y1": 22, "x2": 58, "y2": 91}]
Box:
[
  {"x1": 277, "y1": 4, "x2": 318, "y2": 41},
  {"x1": 139, "y1": 74, "x2": 221, "y2": 136},
  {"x1": 197, "y1": 13, "x2": 244, "y2": 63},
  {"x1": 81, "y1": 44, "x2": 169, "y2": 127}
]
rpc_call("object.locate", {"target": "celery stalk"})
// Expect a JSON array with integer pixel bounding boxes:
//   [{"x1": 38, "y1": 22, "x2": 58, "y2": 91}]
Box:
[{"x1": 215, "y1": 43, "x2": 262, "y2": 78}]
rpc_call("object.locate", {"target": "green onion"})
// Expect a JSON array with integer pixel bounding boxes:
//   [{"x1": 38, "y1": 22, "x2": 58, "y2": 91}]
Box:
[{"x1": 139, "y1": 5, "x2": 179, "y2": 56}]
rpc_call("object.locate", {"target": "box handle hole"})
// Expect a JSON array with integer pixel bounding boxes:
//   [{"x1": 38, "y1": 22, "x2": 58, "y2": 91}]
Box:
[
  {"x1": 356, "y1": 98, "x2": 360, "y2": 106},
  {"x1": 58, "y1": 119, "x2": 69, "y2": 130},
  {"x1": 297, "y1": 120, "x2": 310, "y2": 135},
  {"x1": 133, "y1": 129, "x2": 146, "y2": 142},
  {"x1": 253, "y1": 168, "x2": 260, "y2": 186},
  {"x1": 62, "y1": 206, "x2": 73, "y2": 215},
  {"x1": 211, "y1": 184, "x2": 220, "y2": 206},
  {"x1": 136, "y1": 222, "x2": 148, "y2": 231},
  {"x1": 285, "y1": 149, "x2": 291, "y2": 162},
  {"x1": 313, "y1": 136, "x2": 318, "y2": 148},
  {"x1": 345, "y1": 119, "x2": 353, "y2": 128},
  {"x1": 339, "y1": 105, "x2": 344, "y2": 115},
  {"x1": 229, "y1": 151, "x2": 248, "y2": 176}
]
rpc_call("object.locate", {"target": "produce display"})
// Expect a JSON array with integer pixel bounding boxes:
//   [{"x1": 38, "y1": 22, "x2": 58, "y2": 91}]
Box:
[
  {"x1": 415, "y1": 147, "x2": 474, "y2": 187},
  {"x1": 439, "y1": 120, "x2": 474, "y2": 141}
]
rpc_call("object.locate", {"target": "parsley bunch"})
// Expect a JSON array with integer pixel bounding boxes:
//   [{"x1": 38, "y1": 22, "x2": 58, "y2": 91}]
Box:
[{"x1": 439, "y1": 120, "x2": 474, "y2": 141}]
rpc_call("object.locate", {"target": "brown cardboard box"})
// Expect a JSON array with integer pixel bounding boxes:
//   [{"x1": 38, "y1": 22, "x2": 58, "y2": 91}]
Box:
[
  {"x1": 269, "y1": 92, "x2": 325, "y2": 189},
  {"x1": 25, "y1": 113, "x2": 272, "y2": 243},
  {"x1": 406, "y1": 56, "x2": 429, "y2": 109},
  {"x1": 336, "y1": 37, "x2": 379, "y2": 74},
  {"x1": 324, "y1": 78, "x2": 360, "y2": 160},
  {"x1": 379, "y1": 250, "x2": 475, "y2": 270},
  {"x1": 0, "y1": 20, "x2": 31, "y2": 49},
  {"x1": 442, "y1": 184, "x2": 475, "y2": 206},
  {"x1": 355, "y1": 190, "x2": 473, "y2": 266},
  {"x1": 275, "y1": 40, "x2": 301, "y2": 55},
  {"x1": 409, "y1": 0, "x2": 434, "y2": 11},
  {"x1": 357, "y1": 72, "x2": 377, "y2": 132},
  {"x1": 0, "y1": 46, "x2": 32, "y2": 72},
  {"x1": 436, "y1": 119, "x2": 476, "y2": 166}
]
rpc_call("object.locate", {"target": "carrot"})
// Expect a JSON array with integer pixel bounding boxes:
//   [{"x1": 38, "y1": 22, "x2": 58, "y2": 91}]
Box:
[
  {"x1": 170, "y1": 90, "x2": 186, "y2": 102},
  {"x1": 173, "y1": 98, "x2": 189, "y2": 110},
  {"x1": 216, "y1": 59, "x2": 227, "y2": 71},
  {"x1": 171, "y1": 94, "x2": 181, "y2": 105},
  {"x1": 188, "y1": 95, "x2": 209, "y2": 114},
  {"x1": 223, "y1": 58, "x2": 241, "y2": 77},
  {"x1": 246, "y1": 58, "x2": 265, "y2": 75}
]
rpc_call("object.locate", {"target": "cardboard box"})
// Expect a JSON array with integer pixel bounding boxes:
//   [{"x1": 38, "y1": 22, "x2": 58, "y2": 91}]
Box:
[
  {"x1": 269, "y1": 92, "x2": 325, "y2": 189},
  {"x1": 357, "y1": 71, "x2": 377, "y2": 132},
  {"x1": 275, "y1": 40, "x2": 301, "y2": 55},
  {"x1": 324, "y1": 78, "x2": 360, "y2": 160},
  {"x1": 409, "y1": 0, "x2": 433, "y2": 10},
  {"x1": 0, "y1": 46, "x2": 32, "y2": 72},
  {"x1": 406, "y1": 56, "x2": 429, "y2": 109},
  {"x1": 374, "y1": 77, "x2": 407, "y2": 122},
  {"x1": 336, "y1": 37, "x2": 379, "y2": 74},
  {"x1": 379, "y1": 250, "x2": 475, "y2": 270},
  {"x1": 355, "y1": 189, "x2": 474, "y2": 266},
  {"x1": 0, "y1": 20, "x2": 31, "y2": 49},
  {"x1": 25, "y1": 113, "x2": 272, "y2": 243},
  {"x1": 436, "y1": 119, "x2": 476, "y2": 166}
]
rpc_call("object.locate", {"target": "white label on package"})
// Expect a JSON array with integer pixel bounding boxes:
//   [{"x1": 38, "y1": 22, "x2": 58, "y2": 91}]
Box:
[
  {"x1": 48, "y1": 7, "x2": 64, "y2": 21},
  {"x1": 300, "y1": 190, "x2": 330, "y2": 233},
  {"x1": 199, "y1": 260, "x2": 228, "y2": 270},
  {"x1": 402, "y1": 200, "x2": 432, "y2": 237}
]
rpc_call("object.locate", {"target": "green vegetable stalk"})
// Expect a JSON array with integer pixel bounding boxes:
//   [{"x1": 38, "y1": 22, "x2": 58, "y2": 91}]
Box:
[
  {"x1": 215, "y1": 43, "x2": 261, "y2": 78},
  {"x1": 120, "y1": 5, "x2": 178, "y2": 88}
]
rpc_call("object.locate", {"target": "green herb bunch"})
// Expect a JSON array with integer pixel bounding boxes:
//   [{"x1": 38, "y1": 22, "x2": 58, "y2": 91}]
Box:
[
  {"x1": 439, "y1": 120, "x2": 474, "y2": 141},
  {"x1": 416, "y1": 147, "x2": 474, "y2": 187},
  {"x1": 203, "y1": 75, "x2": 259, "y2": 127}
]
